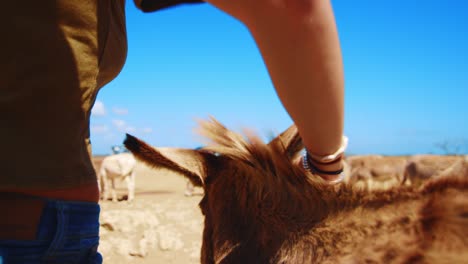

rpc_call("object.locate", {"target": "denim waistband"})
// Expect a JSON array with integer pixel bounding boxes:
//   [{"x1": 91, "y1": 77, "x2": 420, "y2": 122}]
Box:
[
  {"x1": 0, "y1": 198, "x2": 102, "y2": 263},
  {"x1": 36, "y1": 200, "x2": 100, "y2": 241}
]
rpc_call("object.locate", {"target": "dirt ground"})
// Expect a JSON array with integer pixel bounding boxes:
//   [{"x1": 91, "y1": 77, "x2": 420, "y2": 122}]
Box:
[{"x1": 96, "y1": 159, "x2": 205, "y2": 264}]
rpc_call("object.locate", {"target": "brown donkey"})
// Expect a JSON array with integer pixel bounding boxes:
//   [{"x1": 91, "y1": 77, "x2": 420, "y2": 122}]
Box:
[{"x1": 124, "y1": 118, "x2": 468, "y2": 264}]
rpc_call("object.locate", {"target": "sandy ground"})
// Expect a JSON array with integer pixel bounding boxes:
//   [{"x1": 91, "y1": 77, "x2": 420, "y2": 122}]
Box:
[{"x1": 96, "y1": 160, "x2": 205, "y2": 264}]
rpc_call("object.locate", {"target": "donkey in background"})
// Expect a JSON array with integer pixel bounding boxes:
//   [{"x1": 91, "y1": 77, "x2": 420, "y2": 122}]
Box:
[{"x1": 124, "y1": 118, "x2": 468, "y2": 263}]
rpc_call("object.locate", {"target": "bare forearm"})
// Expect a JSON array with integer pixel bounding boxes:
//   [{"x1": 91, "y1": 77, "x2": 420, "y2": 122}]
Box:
[
  {"x1": 205, "y1": 0, "x2": 345, "y2": 157},
  {"x1": 245, "y1": 1, "x2": 345, "y2": 156}
]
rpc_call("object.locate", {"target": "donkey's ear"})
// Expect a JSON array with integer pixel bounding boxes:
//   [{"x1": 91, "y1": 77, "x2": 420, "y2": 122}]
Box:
[
  {"x1": 124, "y1": 134, "x2": 207, "y2": 187},
  {"x1": 268, "y1": 125, "x2": 303, "y2": 159}
]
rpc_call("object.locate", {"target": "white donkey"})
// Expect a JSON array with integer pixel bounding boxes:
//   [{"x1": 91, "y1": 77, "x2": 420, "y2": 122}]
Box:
[{"x1": 98, "y1": 153, "x2": 137, "y2": 202}]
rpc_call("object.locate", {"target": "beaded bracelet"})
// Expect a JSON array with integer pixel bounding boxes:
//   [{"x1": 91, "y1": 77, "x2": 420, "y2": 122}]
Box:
[
  {"x1": 307, "y1": 136, "x2": 348, "y2": 163},
  {"x1": 302, "y1": 136, "x2": 348, "y2": 183},
  {"x1": 302, "y1": 151, "x2": 343, "y2": 175}
]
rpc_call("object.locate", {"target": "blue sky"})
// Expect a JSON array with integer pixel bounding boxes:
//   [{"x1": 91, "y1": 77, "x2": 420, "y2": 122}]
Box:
[{"x1": 91, "y1": 0, "x2": 468, "y2": 155}]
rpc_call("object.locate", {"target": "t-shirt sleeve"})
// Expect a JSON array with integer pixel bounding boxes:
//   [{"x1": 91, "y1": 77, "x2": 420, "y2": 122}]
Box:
[{"x1": 134, "y1": 0, "x2": 205, "y2": 13}]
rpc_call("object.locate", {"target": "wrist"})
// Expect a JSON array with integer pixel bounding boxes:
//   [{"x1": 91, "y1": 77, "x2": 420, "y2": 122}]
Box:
[
  {"x1": 302, "y1": 136, "x2": 348, "y2": 184},
  {"x1": 306, "y1": 136, "x2": 348, "y2": 163}
]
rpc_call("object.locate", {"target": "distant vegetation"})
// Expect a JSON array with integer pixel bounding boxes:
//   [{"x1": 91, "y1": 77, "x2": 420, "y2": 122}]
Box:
[{"x1": 435, "y1": 139, "x2": 468, "y2": 155}]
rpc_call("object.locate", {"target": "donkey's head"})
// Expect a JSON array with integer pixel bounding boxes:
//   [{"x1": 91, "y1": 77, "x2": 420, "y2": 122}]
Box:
[{"x1": 124, "y1": 117, "x2": 334, "y2": 263}]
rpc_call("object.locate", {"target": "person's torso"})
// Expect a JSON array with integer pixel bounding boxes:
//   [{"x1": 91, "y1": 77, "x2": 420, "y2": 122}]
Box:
[{"x1": 0, "y1": 0, "x2": 127, "y2": 195}]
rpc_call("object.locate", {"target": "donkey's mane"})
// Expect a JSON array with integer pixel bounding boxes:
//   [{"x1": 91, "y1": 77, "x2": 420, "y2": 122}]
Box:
[
  {"x1": 197, "y1": 117, "x2": 306, "y2": 183},
  {"x1": 197, "y1": 118, "x2": 468, "y2": 214}
]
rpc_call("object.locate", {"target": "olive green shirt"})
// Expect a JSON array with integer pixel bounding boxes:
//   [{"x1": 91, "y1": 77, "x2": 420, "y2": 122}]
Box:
[
  {"x1": 0, "y1": 0, "x2": 127, "y2": 189},
  {"x1": 0, "y1": 0, "x2": 204, "y2": 190}
]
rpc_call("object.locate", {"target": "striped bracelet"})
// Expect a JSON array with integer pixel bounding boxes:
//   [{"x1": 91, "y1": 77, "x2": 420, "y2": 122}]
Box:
[{"x1": 302, "y1": 151, "x2": 344, "y2": 175}]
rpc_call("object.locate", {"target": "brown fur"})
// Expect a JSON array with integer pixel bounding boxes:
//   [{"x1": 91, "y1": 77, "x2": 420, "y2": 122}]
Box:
[{"x1": 124, "y1": 118, "x2": 468, "y2": 263}]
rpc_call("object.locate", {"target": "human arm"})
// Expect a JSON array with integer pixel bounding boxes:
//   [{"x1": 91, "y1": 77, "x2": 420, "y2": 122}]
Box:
[{"x1": 205, "y1": 0, "x2": 346, "y2": 180}]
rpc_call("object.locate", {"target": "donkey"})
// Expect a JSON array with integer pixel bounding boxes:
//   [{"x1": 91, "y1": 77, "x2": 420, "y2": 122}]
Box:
[
  {"x1": 124, "y1": 118, "x2": 468, "y2": 263},
  {"x1": 98, "y1": 152, "x2": 136, "y2": 202},
  {"x1": 403, "y1": 155, "x2": 464, "y2": 187},
  {"x1": 345, "y1": 155, "x2": 407, "y2": 190}
]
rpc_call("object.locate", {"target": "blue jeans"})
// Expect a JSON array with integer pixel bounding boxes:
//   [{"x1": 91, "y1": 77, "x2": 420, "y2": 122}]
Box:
[{"x1": 0, "y1": 199, "x2": 102, "y2": 264}]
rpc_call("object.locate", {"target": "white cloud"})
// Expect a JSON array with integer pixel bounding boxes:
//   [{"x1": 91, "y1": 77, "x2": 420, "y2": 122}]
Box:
[
  {"x1": 91, "y1": 124, "x2": 109, "y2": 134},
  {"x1": 112, "y1": 119, "x2": 136, "y2": 133},
  {"x1": 112, "y1": 107, "x2": 129, "y2": 115},
  {"x1": 112, "y1": 119, "x2": 126, "y2": 130},
  {"x1": 126, "y1": 126, "x2": 137, "y2": 133},
  {"x1": 112, "y1": 119, "x2": 127, "y2": 128},
  {"x1": 142, "y1": 128, "x2": 153, "y2": 134},
  {"x1": 91, "y1": 100, "x2": 106, "y2": 117},
  {"x1": 103, "y1": 133, "x2": 118, "y2": 142}
]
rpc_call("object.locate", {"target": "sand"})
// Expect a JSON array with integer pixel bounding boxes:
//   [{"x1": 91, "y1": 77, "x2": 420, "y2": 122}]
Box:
[{"x1": 97, "y1": 161, "x2": 205, "y2": 264}]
